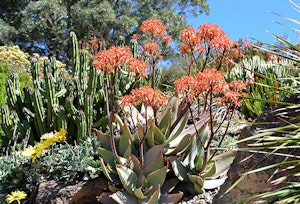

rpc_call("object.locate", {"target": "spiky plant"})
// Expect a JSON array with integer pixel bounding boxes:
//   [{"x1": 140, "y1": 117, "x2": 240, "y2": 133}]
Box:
[{"x1": 228, "y1": 1, "x2": 300, "y2": 203}]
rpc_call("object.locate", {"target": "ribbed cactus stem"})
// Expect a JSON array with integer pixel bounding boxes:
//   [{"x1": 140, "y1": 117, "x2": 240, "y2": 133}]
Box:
[
  {"x1": 65, "y1": 96, "x2": 78, "y2": 116},
  {"x1": 49, "y1": 56, "x2": 59, "y2": 87},
  {"x1": 131, "y1": 39, "x2": 138, "y2": 58},
  {"x1": 30, "y1": 58, "x2": 41, "y2": 82},
  {"x1": 44, "y1": 61, "x2": 57, "y2": 128},
  {"x1": 22, "y1": 107, "x2": 35, "y2": 118},
  {"x1": 53, "y1": 105, "x2": 67, "y2": 131},
  {"x1": 6, "y1": 73, "x2": 24, "y2": 117},
  {"x1": 12, "y1": 73, "x2": 21, "y2": 93},
  {"x1": 77, "y1": 90, "x2": 84, "y2": 107},
  {"x1": 73, "y1": 78, "x2": 84, "y2": 106},
  {"x1": 84, "y1": 95, "x2": 93, "y2": 136},
  {"x1": 79, "y1": 50, "x2": 88, "y2": 91},
  {"x1": 23, "y1": 86, "x2": 34, "y2": 111},
  {"x1": 6, "y1": 78, "x2": 17, "y2": 110},
  {"x1": 32, "y1": 89, "x2": 47, "y2": 135},
  {"x1": 98, "y1": 72, "x2": 104, "y2": 87},
  {"x1": 76, "y1": 110, "x2": 87, "y2": 140},
  {"x1": 87, "y1": 66, "x2": 97, "y2": 96},
  {"x1": 1, "y1": 104, "x2": 13, "y2": 140},
  {"x1": 10, "y1": 110, "x2": 20, "y2": 127},
  {"x1": 70, "y1": 31, "x2": 80, "y2": 77}
]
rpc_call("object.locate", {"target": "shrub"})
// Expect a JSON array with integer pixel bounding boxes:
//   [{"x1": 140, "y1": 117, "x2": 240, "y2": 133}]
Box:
[{"x1": 0, "y1": 45, "x2": 30, "y2": 72}]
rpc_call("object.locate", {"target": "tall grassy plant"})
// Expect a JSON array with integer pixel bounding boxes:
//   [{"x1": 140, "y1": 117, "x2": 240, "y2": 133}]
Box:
[{"x1": 229, "y1": 1, "x2": 300, "y2": 202}]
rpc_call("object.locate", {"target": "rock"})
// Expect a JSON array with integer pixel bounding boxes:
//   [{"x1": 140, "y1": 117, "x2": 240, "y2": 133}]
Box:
[
  {"x1": 34, "y1": 176, "x2": 108, "y2": 204},
  {"x1": 213, "y1": 94, "x2": 300, "y2": 204}
]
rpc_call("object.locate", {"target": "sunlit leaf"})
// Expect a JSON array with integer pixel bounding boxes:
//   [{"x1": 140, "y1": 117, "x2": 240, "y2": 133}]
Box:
[
  {"x1": 110, "y1": 191, "x2": 138, "y2": 204},
  {"x1": 170, "y1": 156, "x2": 188, "y2": 181},
  {"x1": 116, "y1": 164, "x2": 139, "y2": 195}
]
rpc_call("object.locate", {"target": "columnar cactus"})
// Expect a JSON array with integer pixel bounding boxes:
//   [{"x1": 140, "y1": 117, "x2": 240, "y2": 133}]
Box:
[{"x1": 1, "y1": 31, "x2": 145, "y2": 147}]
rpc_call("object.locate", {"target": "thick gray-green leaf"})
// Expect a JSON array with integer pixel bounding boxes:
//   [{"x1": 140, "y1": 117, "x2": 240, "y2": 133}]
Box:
[
  {"x1": 116, "y1": 164, "x2": 139, "y2": 195},
  {"x1": 111, "y1": 191, "x2": 138, "y2": 204},
  {"x1": 170, "y1": 156, "x2": 188, "y2": 181}
]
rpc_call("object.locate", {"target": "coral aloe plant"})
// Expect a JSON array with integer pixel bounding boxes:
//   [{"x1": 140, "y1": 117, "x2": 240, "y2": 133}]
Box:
[{"x1": 95, "y1": 20, "x2": 246, "y2": 203}]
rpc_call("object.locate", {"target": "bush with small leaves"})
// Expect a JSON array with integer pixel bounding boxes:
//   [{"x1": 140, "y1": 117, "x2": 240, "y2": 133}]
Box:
[{"x1": 0, "y1": 135, "x2": 101, "y2": 204}]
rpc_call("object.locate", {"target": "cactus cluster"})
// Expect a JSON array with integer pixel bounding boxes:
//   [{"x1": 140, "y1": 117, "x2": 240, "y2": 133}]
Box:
[{"x1": 0, "y1": 32, "x2": 143, "y2": 147}]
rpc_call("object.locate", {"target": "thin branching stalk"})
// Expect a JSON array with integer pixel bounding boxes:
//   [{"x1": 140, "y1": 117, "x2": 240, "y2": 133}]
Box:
[
  {"x1": 200, "y1": 46, "x2": 211, "y2": 72},
  {"x1": 150, "y1": 51, "x2": 156, "y2": 89},
  {"x1": 138, "y1": 107, "x2": 148, "y2": 188},
  {"x1": 200, "y1": 91, "x2": 214, "y2": 173},
  {"x1": 129, "y1": 106, "x2": 138, "y2": 130},
  {"x1": 104, "y1": 73, "x2": 118, "y2": 159},
  {"x1": 187, "y1": 99, "x2": 205, "y2": 148},
  {"x1": 217, "y1": 50, "x2": 226, "y2": 70},
  {"x1": 210, "y1": 108, "x2": 234, "y2": 160},
  {"x1": 189, "y1": 49, "x2": 196, "y2": 75}
]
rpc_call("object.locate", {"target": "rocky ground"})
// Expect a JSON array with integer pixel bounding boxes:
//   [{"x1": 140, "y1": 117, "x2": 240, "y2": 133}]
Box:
[{"x1": 179, "y1": 189, "x2": 219, "y2": 204}]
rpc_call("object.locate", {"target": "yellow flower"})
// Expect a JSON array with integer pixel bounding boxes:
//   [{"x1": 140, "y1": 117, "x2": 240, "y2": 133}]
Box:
[
  {"x1": 6, "y1": 191, "x2": 27, "y2": 204},
  {"x1": 40, "y1": 129, "x2": 67, "y2": 143},
  {"x1": 54, "y1": 128, "x2": 67, "y2": 142},
  {"x1": 22, "y1": 146, "x2": 43, "y2": 163},
  {"x1": 40, "y1": 132, "x2": 56, "y2": 143},
  {"x1": 35, "y1": 139, "x2": 54, "y2": 149}
]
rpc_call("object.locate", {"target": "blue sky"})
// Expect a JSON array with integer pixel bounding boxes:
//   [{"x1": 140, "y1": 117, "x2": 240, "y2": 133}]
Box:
[{"x1": 187, "y1": 0, "x2": 300, "y2": 44}]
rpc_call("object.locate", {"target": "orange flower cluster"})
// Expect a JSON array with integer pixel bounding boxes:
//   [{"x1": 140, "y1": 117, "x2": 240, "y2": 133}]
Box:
[
  {"x1": 163, "y1": 35, "x2": 173, "y2": 44},
  {"x1": 139, "y1": 19, "x2": 172, "y2": 63},
  {"x1": 180, "y1": 23, "x2": 236, "y2": 53},
  {"x1": 93, "y1": 46, "x2": 148, "y2": 78},
  {"x1": 174, "y1": 75, "x2": 199, "y2": 99},
  {"x1": 175, "y1": 69, "x2": 226, "y2": 99},
  {"x1": 180, "y1": 27, "x2": 198, "y2": 48},
  {"x1": 120, "y1": 86, "x2": 168, "y2": 109},
  {"x1": 140, "y1": 19, "x2": 167, "y2": 38},
  {"x1": 129, "y1": 58, "x2": 148, "y2": 78},
  {"x1": 93, "y1": 46, "x2": 132, "y2": 73},
  {"x1": 218, "y1": 80, "x2": 246, "y2": 107},
  {"x1": 132, "y1": 34, "x2": 140, "y2": 40},
  {"x1": 199, "y1": 23, "x2": 234, "y2": 51},
  {"x1": 143, "y1": 42, "x2": 158, "y2": 53},
  {"x1": 175, "y1": 68, "x2": 246, "y2": 107}
]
